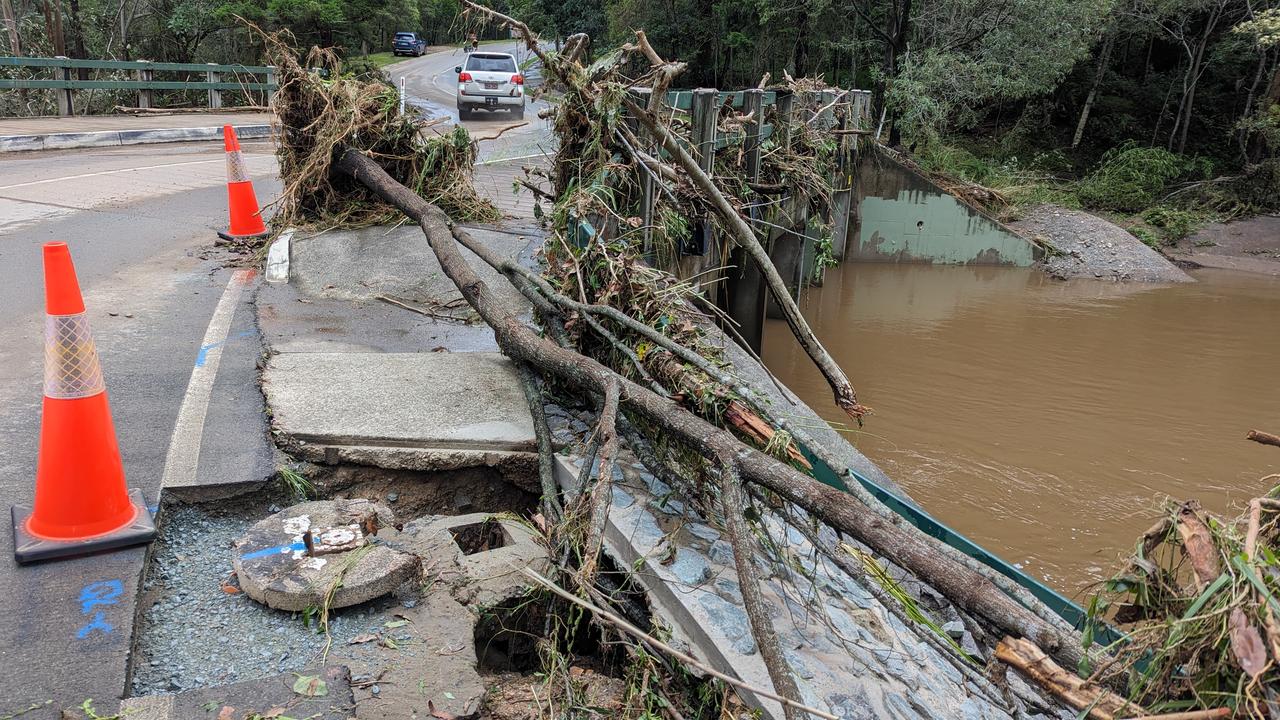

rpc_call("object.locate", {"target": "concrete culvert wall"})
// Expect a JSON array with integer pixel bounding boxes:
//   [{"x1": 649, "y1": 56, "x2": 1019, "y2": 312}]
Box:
[{"x1": 853, "y1": 149, "x2": 1043, "y2": 266}]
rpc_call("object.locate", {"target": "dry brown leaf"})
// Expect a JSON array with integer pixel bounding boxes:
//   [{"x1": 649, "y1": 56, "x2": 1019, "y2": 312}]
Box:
[
  {"x1": 262, "y1": 708, "x2": 286, "y2": 719},
  {"x1": 428, "y1": 700, "x2": 457, "y2": 719},
  {"x1": 349, "y1": 633, "x2": 378, "y2": 644},
  {"x1": 220, "y1": 584, "x2": 240, "y2": 594},
  {"x1": 216, "y1": 707, "x2": 236, "y2": 720},
  {"x1": 1229, "y1": 607, "x2": 1268, "y2": 679}
]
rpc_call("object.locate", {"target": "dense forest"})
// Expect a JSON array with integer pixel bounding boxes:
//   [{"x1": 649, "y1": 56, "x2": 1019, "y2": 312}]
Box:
[{"x1": 3, "y1": 0, "x2": 1277, "y2": 223}]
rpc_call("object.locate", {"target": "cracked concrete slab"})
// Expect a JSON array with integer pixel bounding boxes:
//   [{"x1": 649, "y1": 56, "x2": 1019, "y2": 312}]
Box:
[
  {"x1": 397, "y1": 512, "x2": 550, "y2": 608},
  {"x1": 288, "y1": 223, "x2": 532, "y2": 314},
  {"x1": 119, "y1": 665, "x2": 354, "y2": 719},
  {"x1": 263, "y1": 351, "x2": 537, "y2": 471},
  {"x1": 335, "y1": 591, "x2": 487, "y2": 719}
]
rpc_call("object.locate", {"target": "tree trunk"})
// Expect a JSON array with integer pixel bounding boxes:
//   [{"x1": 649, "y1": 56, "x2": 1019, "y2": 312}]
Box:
[
  {"x1": 44, "y1": 0, "x2": 66, "y2": 56},
  {"x1": 885, "y1": 0, "x2": 911, "y2": 147},
  {"x1": 1238, "y1": 48, "x2": 1267, "y2": 161},
  {"x1": 1072, "y1": 34, "x2": 1114, "y2": 149},
  {"x1": 1173, "y1": 3, "x2": 1223, "y2": 154},
  {"x1": 1247, "y1": 429, "x2": 1280, "y2": 448},
  {"x1": 1, "y1": 0, "x2": 20, "y2": 56},
  {"x1": 332, "y1": 146, "x2": 1094, "y2": 674}
]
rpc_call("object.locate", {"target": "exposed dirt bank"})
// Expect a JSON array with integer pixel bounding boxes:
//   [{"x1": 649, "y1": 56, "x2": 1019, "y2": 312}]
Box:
[{"x1": 1172, "y1": 214, "x2": 1280, "y2": 276}]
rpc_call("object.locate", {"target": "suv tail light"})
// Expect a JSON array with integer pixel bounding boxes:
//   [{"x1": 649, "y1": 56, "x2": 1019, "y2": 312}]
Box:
[
  {"x1": 458, "y1": 72, "x2": 472, "y2": 82},
  {"x1": 511, "y1": 74, "x2": 524, "y2": 85}
]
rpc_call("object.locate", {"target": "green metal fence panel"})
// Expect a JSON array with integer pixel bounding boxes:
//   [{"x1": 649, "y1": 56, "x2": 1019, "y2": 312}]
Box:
[
  {"x1": 798, "y1": 443, "x2": 1123, "y2": 647},
  {"x1": 0, "y1": 56, "x2": 272, "y2": 74},
  {"x1": 665, "y1": 89, "x2": 779, "y2": 112},
  {"x1": 0, "y1": 79, "x2": 273, "y2": 91}
]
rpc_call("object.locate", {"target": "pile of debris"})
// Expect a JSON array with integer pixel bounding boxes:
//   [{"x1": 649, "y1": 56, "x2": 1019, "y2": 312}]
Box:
[
  {"x1": 1083, "y1": 454, "x2": 1280, "y2": 718},
  {"x1": 255, "y1": 9, "x2": 1117, "y2": 719}
]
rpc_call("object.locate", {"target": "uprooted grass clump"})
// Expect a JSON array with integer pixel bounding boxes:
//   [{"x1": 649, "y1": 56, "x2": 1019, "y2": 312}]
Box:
[
  {"x1": 1085, "y1": 479, "x2": 1280, "y2": 717},
  {"x1": 263, "y1": 32, "x2": 499, "y2": 229}
]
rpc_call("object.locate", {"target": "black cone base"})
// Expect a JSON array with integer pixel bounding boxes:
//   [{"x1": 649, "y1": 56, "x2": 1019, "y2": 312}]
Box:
[{"x1": 12, "y1": 488, "x2": 157, "y2": 565}]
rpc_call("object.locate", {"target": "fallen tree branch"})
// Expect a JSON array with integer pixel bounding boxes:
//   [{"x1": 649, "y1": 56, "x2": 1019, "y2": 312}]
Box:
[
  {"x1": 515, "y1": 360, "x2": 562, "y2": 523},
  {"x1": 473, "y1": 121, "x2": 529, "y2": 141},
  {"x1": 516, "y1": 177, "x2": 556, "y2": 202},
  {"x1": 1175, "y1": 501, "x2": 1221, "y2": 591},
  {"x1": 1122, "y1": 710, "x2": 1231, "y2": 720},
  {"x1": 524, "y1": 567, "x2": 837, "y2": 720},
  {"x1": 1246, "y1": 429, "x2": 1280, "y2": 448},
  {"x1": 715, "y1": 450, "x2": 804, "y2": 720},
  {"x1": 996, "y1": 636, "x2": 1143, "y2": 720},
  {"x1": 622, "y1": 95, "x2": 869, "y2": 421},
  {"x1": 333, "y1": 146, "x2": 1092, "y2": 674},
  {"x1": 581, "y1": 379, "x2": 620, "y2": 583}
]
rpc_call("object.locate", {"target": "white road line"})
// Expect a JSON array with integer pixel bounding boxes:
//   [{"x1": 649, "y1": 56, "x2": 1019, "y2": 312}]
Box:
[
  {"x1": 0, "y1": 159, "x2": 222, "y2": 191},
  {"x1": 0, "y1": 155, "x2": 273, "y2": 192},
  {"x1": 159, "y1": 269, "x2": 255, "y2": 489}
]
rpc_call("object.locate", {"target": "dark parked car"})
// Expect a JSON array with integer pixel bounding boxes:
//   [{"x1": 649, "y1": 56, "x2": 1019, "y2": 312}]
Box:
[{"x1": 392, "y1": 32, "x2": 427, "y2": 57}]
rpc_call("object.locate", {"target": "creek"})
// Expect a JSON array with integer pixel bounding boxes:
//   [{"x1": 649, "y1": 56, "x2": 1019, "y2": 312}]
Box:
[{"x1": 762, "y1": 263, "x2": 1280, "y2": 597}]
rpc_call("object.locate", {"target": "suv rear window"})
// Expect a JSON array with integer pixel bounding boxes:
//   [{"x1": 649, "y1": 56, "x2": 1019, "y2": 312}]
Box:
[
  {"x1": 465, "y1": 54, "x2": 517, "y2": 73},
  {"x1": 395, "y1": 33, "x2": 415, "y2": 40}
]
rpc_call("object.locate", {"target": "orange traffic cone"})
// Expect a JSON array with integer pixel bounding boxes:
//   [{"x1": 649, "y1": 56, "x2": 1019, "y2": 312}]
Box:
[
  {"x1": 11, "y1": 242, "x2": 156, "y2": 564},
  {"x1": 218, "y1": 125, "x2": 268, "y2": 241}
]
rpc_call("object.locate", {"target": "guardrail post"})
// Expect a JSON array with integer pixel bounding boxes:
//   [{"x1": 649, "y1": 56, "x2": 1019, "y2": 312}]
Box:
[
  {"x1": 206, "y1": 63, "x2": 222, "y2": 109},
  {"x1": 681, "y1": 87, "x2": 720, "y2": 300},
  {"x1": 722, "y1": 87, "x2": 767, "y2": 353},
  {"x1": 829, "y1": 90, "x2": 854, "y2": 260},
  {"x1": 766, "y1": 91, "x2": 804, "y2": 317},
  {"x1": 689, "y1": 88, "x2": 717, "y2": 174},
  {"x1": 624, "y1": 88, "x2": 656, "y2": 258},
  {"x1": 135, "y1": 61, "x2": 153, "y2": 109},
  {"x1": 265, "y1": 68, "x2": 276, "y2": 107},
  {"x1": 54, "y1": 56, "x2": 73, "y2": 116}
]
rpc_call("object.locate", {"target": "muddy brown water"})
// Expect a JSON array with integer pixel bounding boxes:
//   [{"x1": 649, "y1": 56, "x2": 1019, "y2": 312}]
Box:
[{"x1": 761, "y1": 263, "x2": 1280, "y2": 599}]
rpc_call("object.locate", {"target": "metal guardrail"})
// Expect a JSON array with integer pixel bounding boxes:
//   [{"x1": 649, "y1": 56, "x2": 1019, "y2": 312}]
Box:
[
  {"x1": 0, "y1": 56, "x2": 276, "y2": 115},
  {"x1": 800, "y1": 444, "x2": 1124, "y2": 647}
]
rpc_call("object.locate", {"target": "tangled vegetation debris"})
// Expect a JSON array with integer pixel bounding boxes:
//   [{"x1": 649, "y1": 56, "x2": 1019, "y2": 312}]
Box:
[
  {"x1": 1085, "y1": 476, "x2": 1280, "y2": 718},
  {"x1": 264, "y1": 8, "x2": 1102, "y2": 718},
  {"x1": 262, "y1": 30, "x2": 499, "y2": 231}
]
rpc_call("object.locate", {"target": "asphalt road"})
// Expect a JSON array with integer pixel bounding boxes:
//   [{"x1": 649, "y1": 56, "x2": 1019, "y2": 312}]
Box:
[
  {"x1": 0, "y1": 48, "x2": 553, "y2": 714},
  {"x1": 0, "y1": 141, "x2": 278, "y2": 715},
  {"x1": 385, "y1": 41, "x2": 555, "y2": 162}
]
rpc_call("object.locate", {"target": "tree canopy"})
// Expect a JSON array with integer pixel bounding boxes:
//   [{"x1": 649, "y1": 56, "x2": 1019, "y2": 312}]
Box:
[{"x1": 3, "y1": 0, "x2": 1278, "y2": 166}]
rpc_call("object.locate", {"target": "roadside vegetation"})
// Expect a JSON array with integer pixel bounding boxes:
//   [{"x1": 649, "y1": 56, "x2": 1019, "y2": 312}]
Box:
[{"x1": 914, "y1": 139, "x2": 1280, "y2": 249}]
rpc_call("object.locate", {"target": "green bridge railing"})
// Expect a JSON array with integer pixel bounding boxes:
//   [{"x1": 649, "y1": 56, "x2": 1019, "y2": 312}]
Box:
[
  {"x1": 800, "y1": 445, "x2": 1124, "y2": 647},
  {"x1": 0, "y1": 56, "x2": 276, "y2": 115}
]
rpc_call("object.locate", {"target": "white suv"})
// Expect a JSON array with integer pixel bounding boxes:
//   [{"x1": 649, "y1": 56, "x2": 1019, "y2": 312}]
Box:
[{"x1": 455, "y1": 52, "x2": 525, "y2": 119}]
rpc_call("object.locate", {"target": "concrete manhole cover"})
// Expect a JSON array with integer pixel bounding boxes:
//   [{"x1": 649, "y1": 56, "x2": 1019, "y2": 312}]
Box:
[{"x1": 232, "y1": 499, "x2": 421, "y2": 612}]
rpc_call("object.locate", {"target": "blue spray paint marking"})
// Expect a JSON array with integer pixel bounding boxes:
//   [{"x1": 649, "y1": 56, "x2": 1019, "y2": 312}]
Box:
[
  {"x1": 146, "y1": 504, "x2": 159, "y2": 515},
  {"x1": 76, "y1": 580, "x2": 123, "y2": 639},
  {"x1": 194, "y1": 330, "x2": 254, "y2": 367},
  {"x1": 77, "y1": 612, "x2": 113, "y2": 639},
  {"x1": 240, "y1": 541, "x2": 306, "y2": 560}
]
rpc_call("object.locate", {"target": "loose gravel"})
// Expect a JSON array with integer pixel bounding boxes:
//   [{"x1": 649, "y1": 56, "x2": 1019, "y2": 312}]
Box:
[
  {"x1": 1012, "y1": 204, "x2": 1194, "y2": 283},
  {"x1": 130, "y1": 496, "x2": 406, "y2": 696}
]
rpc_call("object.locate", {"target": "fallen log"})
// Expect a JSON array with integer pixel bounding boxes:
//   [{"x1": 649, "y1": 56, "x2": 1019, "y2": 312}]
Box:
[
  {"x1": 995, "y1": 636, "x2": 1142, "y2": 720},
  {"x1": 333, "y1": 146, "x2": 1093, "y2": 674},
  {"x1": 1246, "y1": 429, "x2": 1280, "y2": 448},
  {"x1": 1175, "y1": 501, "x2": 1220, "y2": 591}
]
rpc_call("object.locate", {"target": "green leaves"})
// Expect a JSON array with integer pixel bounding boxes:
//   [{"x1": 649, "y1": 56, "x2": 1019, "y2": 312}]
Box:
[{"x1": 292, "y1": 674, "x2": 329, "y2": 696}]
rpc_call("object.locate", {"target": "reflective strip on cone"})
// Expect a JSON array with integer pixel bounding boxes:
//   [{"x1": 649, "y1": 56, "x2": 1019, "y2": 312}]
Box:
[
  {"x1": 226, "y1": 150, "x2": 251, "y2": 184},
  {"x1": 44, "y1": 313, "x2": 105, "y2": 399}
]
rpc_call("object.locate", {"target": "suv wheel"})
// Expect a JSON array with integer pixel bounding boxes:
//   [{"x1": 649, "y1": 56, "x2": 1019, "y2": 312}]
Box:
[{"x1": 513, "y1": 104, "x2": 525, "y2": 119}]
